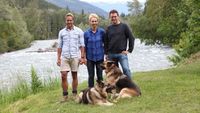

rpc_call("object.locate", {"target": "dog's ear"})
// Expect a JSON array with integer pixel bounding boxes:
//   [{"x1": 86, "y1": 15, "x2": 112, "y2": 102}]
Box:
[
  {"x1": 96, "y1": 79, "x2": 101, "y2": 84},
  {"x1": 107, "y1": 61, "x2": 115, "y2": 67},
  {"x1": 96, "y1": 80, "x2": 104, "y2": 87}
]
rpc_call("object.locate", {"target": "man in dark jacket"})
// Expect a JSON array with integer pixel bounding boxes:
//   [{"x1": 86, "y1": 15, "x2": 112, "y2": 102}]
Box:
[{"x1": 105, "y1": 9, "x2": 135, "y2": 79}]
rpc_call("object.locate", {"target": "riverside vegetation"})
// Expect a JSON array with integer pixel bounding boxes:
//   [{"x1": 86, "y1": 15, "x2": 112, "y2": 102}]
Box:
[
  {"x1": 127, "y1": 0, "x2": 200, "y2": 64},
  {"x1": 0, "y1": 53, "x2": 199, "y2": 113}
]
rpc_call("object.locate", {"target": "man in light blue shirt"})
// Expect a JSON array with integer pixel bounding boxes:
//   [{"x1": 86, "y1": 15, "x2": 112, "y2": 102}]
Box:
[{"x1": 57, "y1": 13, "x2": 85, "y2": 102}]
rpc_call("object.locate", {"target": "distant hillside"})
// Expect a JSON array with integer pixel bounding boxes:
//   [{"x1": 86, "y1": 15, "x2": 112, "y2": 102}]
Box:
[{"x1": 45, "y1": 0, "x2": 108, "y2": 18}]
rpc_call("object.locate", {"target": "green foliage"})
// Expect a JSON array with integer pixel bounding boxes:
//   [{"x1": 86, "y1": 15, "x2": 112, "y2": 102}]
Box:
[
  {"x1": 10, "y1": 79, "x2": 30, "y2": 101},
  {"x1": 0, "y1": 1, "x2": 32, "y2": 53},
  {"x1": 168, "y1": 55, "x2": 182, "y2": 66},
  {"x1": 130, "y1": 0, "x2": 184, "y2": 45},
  {"x1": 47, "y1": 9, "x2": 68, "y2": 38},
  {"x1": 99, "y1": 17, "x2": 110, "y2": 30},
  {"x1": 127, "y1": 0, "x2": 142, "y2": 16},
  {"x1": 0, "y1": 76, "x2": 30, "y2": 106},
  {"x1": 174, "y1": 0, "x2": 200, "y2": 58},
  {"x1": 0, "y1": 72, "x2": 60, "y2": 107},
  {"x1": 75, "y1": 14, "x2": 109, "y2": 31},
  {"x1": 20, "y1": 0, "x2": 64, "y2": 40},
  {"x1": 42, "y1": 77, "x2": 60, "y2": 91},
  {"x1": 0, "y1": 0, "x2": 68, "y2": 52},
  {"x1": 31, "y1": 66, "x2": 42, "y2": 94},
  {"x1": 0, "y1": 21, "x2": 9, "y2": 52},
  {"x1": 0, "y1": 0, "x2": 109, "y2": 53},
  {"x1": 128, "y1": 0, "x2": 200, "y2": 63},
  {"x1": 78, "y1": 22, "x2": 89, "y2": 31}
]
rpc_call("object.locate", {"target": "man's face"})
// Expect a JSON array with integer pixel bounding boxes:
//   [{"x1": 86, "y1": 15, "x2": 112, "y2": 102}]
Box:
[
  {"x1": 65, "y1": 16, "x2": 74, "y2": 29},
  {"x1": 89, "y1": 17, "x2": 98, "y2": 28},
  {"x1": 110, "y1": 13, "x2": 119, "y2": 24}
]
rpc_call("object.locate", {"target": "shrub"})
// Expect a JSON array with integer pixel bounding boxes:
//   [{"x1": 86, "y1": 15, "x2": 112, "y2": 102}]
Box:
[{"x1": 31, "y1": 66, "x2": 42, "y2": 94}]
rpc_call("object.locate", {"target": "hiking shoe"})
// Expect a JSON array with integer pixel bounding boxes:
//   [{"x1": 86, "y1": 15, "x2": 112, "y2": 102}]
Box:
[
  {"x1": 72, "y1": 90, "x2": 77, "y2": 100},
  {"x1": 72, "y1": 93, "x2": 78, "y2": 100},
  {"x1": 60, "y1": 95, "x2": 68, "y2": 103}
]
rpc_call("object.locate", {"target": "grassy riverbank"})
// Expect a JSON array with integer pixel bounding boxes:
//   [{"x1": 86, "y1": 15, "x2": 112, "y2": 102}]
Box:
[{"x1": 0, "y1": 58, "x2": 200, "y2": 113}]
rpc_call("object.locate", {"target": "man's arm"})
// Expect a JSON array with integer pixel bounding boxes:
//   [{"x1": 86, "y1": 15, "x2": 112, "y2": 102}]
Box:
[
  {"x1": 79, "y1": 29, "x2": 86, "y2": 64},
  {"x1": 125, "y1": 24, "x2": 135, "y2": 53},
  {"x1": 57, "y1": 30, "x2": 63, "y2": 66},
  {"x1": 80, "y1": 46, "x2": 85, "y2": 58},
  {"x1": 104, "y1": 28, "x2": 109, "y2": 55},
  {"x1": 57, "y1": 48, "x2": 62, "y2": 66}
]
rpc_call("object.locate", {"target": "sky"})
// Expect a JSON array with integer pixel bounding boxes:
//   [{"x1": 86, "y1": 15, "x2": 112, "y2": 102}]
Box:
[{"x1": 80, "y1": 0, "x2": 147, "y2": 14}]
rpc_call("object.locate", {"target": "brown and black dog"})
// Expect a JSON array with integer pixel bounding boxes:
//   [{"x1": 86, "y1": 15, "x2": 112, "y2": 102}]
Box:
[
  {"x1": 101, "y1": 60, "x2": 141, "y2": 100},
  {"x1": 76, "y1": 80, "x2": 113, "y2": 106}
]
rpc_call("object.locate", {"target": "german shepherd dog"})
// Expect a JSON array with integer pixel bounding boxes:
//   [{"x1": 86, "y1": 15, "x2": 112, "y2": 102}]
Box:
[
  {"x1": 76, "y1": 80, "x2": 113, "y2": 106},
  {"x1": 101, "y1": 61, "x2": 141, "y2": 100}
]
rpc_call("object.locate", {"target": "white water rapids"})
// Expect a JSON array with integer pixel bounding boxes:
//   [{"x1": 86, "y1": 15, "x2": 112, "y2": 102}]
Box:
[{"x1": 0, "y1": 39, "x2": 176, "y2": 90}]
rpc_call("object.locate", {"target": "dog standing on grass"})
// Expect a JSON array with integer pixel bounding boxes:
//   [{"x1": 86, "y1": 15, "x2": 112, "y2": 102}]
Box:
[
  {"x1": 101, "y1": 60, "x2": 141, "y2": 100},
  {"x1": 76, "y1": 80, "x2": 113, "y2": 106}
]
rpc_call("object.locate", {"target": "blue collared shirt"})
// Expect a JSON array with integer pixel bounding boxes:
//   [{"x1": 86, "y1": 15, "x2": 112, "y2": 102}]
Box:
[
  {"x1": 58, "y1": 26, "x2": 85, "y2": 58},
  {"x1": 84, "y1": 27, "x2": 105, "y2": 61}
]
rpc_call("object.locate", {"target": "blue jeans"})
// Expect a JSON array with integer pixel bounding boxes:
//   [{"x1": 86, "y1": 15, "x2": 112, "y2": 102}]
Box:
[
  {"x1": 87, "y1": 59, "x2": 103, "y2": 87},
  {"x1": 108, "y1": 53, "x2": 132, "y2": 79}
]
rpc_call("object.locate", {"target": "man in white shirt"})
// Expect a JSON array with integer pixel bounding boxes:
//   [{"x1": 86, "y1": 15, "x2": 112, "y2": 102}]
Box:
[{"x1": 57, "y1": 13, "x2": 85, "y2": 102}]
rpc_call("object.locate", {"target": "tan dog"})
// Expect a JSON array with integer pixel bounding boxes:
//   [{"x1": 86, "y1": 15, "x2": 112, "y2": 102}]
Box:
[
  {"x1": 76, "y1": 80, "x2": 113, "y2": 106},
  {"x1": 101, "y1": 61, "x2": 141, "y2": 100}
]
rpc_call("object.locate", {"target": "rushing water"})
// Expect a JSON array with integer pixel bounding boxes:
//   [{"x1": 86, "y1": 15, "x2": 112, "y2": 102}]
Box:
[{"x1": 0, "y1": 39, "x2": 176, "y2": 90}]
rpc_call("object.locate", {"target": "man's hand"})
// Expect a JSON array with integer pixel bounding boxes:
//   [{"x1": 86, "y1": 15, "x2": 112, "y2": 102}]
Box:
[
  {"x1": 57, "y1": 58, "x2": 61, "y2": 66},
  {"x1": 122, "y1": 51, "x2": 129, "y2": 55},
  {"x1": 79, "y1": 58, "x2": 86, "y2": 65}
]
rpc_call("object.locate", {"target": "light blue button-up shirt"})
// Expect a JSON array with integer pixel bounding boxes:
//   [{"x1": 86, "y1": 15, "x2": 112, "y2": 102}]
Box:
[{"x1": 58, "y1": 26, "x2": 85, "y2": 58}]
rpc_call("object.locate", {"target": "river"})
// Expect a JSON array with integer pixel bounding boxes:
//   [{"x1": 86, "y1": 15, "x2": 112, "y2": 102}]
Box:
[{"x1": 0, "y1": 39, "x2": 176, "y2": 90}]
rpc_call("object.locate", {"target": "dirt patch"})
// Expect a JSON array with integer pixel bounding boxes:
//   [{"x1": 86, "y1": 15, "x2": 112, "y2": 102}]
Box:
[{"x1": 184, "y1": 51, "x2": 200, "y2": 64}]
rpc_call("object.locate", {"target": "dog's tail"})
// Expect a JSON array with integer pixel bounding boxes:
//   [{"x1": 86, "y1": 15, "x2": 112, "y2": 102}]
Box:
[{"x1": 76, "y1": 88, "x2": 89, "y2": 104}]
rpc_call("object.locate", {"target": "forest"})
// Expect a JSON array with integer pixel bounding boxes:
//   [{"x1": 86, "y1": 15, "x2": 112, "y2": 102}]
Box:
[
  {"x1": 128, "y1": 0, "x2": 200, "y2": 62},
  {"x1": 0, "y1": 0, "x2": 108, "y2": 53},
  {"x1": 0, "y1": 0, "x2": 63, "y2": 52},
  {"x1": 0, "y1": 0, "x2": 199, "y2": 63}
]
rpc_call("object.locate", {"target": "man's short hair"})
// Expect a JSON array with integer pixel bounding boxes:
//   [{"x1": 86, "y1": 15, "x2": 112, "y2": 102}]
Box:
[
  {"x1": 109, "y1": 9, "x2": 119, "y2": 16},
  {"x1": 89, "y1": 13, "x2": 99, "y2": 21},
  {"x1": 65, "y1": 13, "x2": 74, "y2": 19}
]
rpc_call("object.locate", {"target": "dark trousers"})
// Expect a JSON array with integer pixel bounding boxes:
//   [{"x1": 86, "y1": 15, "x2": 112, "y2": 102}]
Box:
[{"x1": 87, "y1": 59, "x2": 103, "y2": 87}]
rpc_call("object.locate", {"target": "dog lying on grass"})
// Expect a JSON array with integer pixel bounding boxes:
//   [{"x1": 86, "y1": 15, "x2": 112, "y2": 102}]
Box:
[
  {"x1": 76, "y1": 80, "x2": 113, "y2": 106},
  {"x1": 101, "y1": 60, "x2": 141, "y2": 100}
]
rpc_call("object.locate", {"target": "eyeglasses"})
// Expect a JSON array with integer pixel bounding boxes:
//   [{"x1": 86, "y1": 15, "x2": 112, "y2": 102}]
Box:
[{"x1": 111, "y1": 16, "x2": 117, "y2": 18}]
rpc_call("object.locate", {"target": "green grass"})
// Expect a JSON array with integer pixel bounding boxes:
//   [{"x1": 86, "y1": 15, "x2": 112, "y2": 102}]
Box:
[{"x1": 0, "y1": 59, "x2": 200, "y2": 113}]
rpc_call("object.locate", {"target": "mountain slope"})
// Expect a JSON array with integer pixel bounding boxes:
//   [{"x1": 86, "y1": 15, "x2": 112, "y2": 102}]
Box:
[{"x1": 45, "y1": 0, "x2": 108, "y2": 18}]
